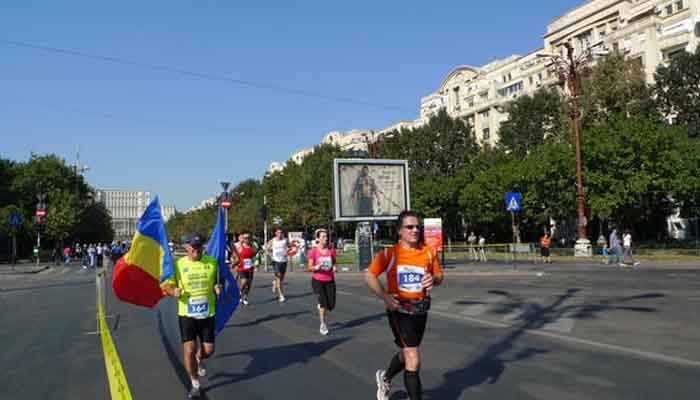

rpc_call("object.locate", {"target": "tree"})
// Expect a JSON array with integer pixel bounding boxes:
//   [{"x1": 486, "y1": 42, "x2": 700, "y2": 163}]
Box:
[
  {"x1": 654, "y1": 49, "x2": 700, "y2": 137},
  {"x1": 581, "y1": 54, "x2": 658, "y2": 126},
  {"x1": 497, "y1": 87, "x2": 569, "y2": 156},
  {"x1": 43, "y1": 189, "x2": 82, "y2": 244}
]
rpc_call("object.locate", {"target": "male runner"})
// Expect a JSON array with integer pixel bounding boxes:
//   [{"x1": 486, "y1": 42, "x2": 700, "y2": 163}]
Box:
[
  {"x1": 366, "y1": 211, "x2": 444, "y2": 400},
  {"x1": 162, "y1": 233, "x2": 222, "y2": 399},
  {"x1": 266, "y1": 228, "x2": 290, "y2": 303},
  {"x1": 232, "y1": 232, "x2": 256, "y2": 305}
]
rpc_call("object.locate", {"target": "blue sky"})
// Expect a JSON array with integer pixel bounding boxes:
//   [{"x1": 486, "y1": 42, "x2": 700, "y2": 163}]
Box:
[{"x1": 1, "y1": 1, "x2": 584, "y2": 210}]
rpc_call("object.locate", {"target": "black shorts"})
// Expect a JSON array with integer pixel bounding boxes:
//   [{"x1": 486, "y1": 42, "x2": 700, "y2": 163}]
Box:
[
  {"x1": 387, "y1": 310, "x2": 427, "y2": 348},
  {"x1": 312, "y1": 279, "x2": 336, "y2": 311},
  {"x1": 239, "y1": 270, "x2": 254, "y2": 281},
  {"x1": 541, "y1": 247, "x2": 550, "y2": 257},
  {"x1": 272, "y1": 261, "x2": 288, "y2": 277},
  {"x1": 178, "y1": 316, "x2": 215, "y2": 344}
]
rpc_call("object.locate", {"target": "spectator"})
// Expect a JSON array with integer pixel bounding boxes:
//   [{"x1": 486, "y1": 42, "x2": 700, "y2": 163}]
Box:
[
  {"x1": 467, "y1": 231, "x2": 478, "y2": 261},
  {"x1": 622, "y1": 230, "x2": 640, "y2": 267},
  {"x1": 63, "y1": 245, "x2": 72, "y2": 264},
  {"x1": 478, "y1": 234, "x2": 487, "y2": 262},
  {"x1": 609, "y1": 229, "x2": 623, "y2": 266}
]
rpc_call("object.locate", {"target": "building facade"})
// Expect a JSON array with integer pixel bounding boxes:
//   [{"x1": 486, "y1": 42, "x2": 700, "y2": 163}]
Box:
[
  {"x1": 267, "y1": 0, "x2": 699, "y2": 170},
  {"x1": 96, "y1": 189, "x2": 176, "y2": 239}
]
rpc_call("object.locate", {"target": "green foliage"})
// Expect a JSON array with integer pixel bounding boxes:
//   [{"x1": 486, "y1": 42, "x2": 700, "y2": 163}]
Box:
[
  {"x1": 581, "y1": 54, "x2": 658, "y2": 126},
  {"x1": 497, "y1": 87, "x2": 569, "y2": 156},
  {"x1": 654, "y1": 49, "x2": 700, "y2": 137}
]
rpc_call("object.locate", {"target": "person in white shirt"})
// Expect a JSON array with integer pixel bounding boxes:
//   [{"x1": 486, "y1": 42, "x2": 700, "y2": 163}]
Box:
[
  {"x1": 266, "y1": 228, "x2": 291, "y2": 302},
  {"x1": 622, "y1": 230, "x2": 640, "y2": 266}
]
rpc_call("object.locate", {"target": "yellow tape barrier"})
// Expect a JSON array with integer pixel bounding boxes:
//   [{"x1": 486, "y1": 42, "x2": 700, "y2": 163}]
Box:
[{"x1": 97, "y1": 273, "x2": 133, "y2": 400}]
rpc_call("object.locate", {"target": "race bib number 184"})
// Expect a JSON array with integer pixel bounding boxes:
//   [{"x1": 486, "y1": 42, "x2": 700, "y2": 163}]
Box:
[{"x1": 397, "y1": 265, "x2": 424, "y2": 293}]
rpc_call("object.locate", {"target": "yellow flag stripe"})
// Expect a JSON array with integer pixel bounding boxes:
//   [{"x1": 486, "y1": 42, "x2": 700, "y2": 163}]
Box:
[
  {"x1": 123, "y1": 232, "x2": 165, "y2": 281},
  {"x1": 97, "y1": 274, "x2": 133, "y2": 400}
]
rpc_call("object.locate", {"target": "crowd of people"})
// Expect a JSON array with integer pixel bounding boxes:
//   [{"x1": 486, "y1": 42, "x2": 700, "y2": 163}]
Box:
[
  {"x1": 161, "y1": 211, "x2": 443, "y2": 399},
  {"x1": 56, "y1": 241, "x2": 130, "y2": 268}
]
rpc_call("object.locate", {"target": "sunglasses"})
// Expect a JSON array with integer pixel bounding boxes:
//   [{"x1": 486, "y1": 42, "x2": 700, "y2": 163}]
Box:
[{"x1": 402, "y1": 225, "x2": 422, "y2": 230}]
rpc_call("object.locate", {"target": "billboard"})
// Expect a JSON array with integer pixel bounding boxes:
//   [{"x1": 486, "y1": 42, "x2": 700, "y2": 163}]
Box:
[
  {"x1": 424, "y1": 218, "x2": 443, "y2": 251},
  {"x1": 333, "y1": 159, "x2": 411, "y2": 222}
]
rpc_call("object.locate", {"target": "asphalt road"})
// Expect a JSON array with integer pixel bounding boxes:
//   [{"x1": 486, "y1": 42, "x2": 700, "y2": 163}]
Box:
[{"x1": 1, "y1": 262, "x2": 699, "y2": 399}]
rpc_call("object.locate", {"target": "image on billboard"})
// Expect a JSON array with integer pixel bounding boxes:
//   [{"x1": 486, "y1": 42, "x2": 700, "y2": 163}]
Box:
[{"x1": 333, "y1": 159, "x2": 410, "y2": 222}]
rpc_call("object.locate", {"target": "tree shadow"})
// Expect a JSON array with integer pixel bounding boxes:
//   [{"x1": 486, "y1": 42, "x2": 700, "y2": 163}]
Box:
[
  {"x1": 330, "y1": 312, "x2": 385, "y2": 331},
  {"x1": 0, "y1": 279, "x2": 93, "y2": 293},
  {"x1": 226, "y1": 311, "x2": 309, "y2": 328},
  {"x1": 205, "y1": 337, "x2": 350, "y2": 392},
  {"x1": 428, "y1": 288, "x2": 664, "y2": 399}
]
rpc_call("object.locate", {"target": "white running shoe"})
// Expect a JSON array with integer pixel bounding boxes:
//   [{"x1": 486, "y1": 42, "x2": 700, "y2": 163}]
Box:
[
  {"x1": 375, "y1": 369, "x2": 390, "y2": 400},
  {"x1": 279, "y1": 295, "x2": 286, "y2": 303},
  {"x1": 272, "y1": 280, "x2": 276, "y2": 294},
  {"x1": 188, "y1": 385, "x2": 201, "y2": 399},
  {"x1": 242, "y1": 297, "x2": 249, "y2": 306},
  {"x1": 319, "y1": 323, "x2": 329, "y2": 335}
]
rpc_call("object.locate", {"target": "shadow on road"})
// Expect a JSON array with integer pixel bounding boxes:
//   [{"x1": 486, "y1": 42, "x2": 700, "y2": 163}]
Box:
[
  {"x1": 330, "y1": 312, "x2": 385, "y2": 332},
  {"x1": 426, "y1": 288, "x2": 664, "y2": 399},
  {"x1": 206, "y1": 337, "x2": 350, "y2": 392},
  {"x1": 226, "y1": 311, "x2": 309, "y2": 328},
  {"x1": 256, "y1": 291, "x2": 314, "y2": 305},
  {"x1": 0, "y1": 279, "x2": 94, "y2": 293}
]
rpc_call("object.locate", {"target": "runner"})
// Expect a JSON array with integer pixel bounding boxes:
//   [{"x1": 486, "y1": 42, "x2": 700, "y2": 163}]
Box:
[
  {"x1": 307, "y1": 228, "x2": 336, "y2": 335},
  {"x1": 161, "y1": 233, "x2": 223, "y2": 399},
  {"x1": 266, "y1": 228, "x2": 290, "y2": 303},
  {"x1": 232, "y1": 232, "x2": 257, "y2": 305},
  {"x1": 539, "y1": 232, "x2": 552, "y2": 264},
  {"x1": 366, "y1": 210, "x2": 444, "y2": 400}
]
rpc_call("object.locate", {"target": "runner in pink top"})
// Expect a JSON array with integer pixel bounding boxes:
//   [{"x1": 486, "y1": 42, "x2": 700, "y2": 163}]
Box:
[{"x1": 307, "y1": 228, "x2": 336, "y2": 335}]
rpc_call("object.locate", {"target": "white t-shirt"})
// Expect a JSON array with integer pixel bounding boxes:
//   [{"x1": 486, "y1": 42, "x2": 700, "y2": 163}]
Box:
[
  {"x1": 623, "y1": 234, "x2": 632, "y2": 248},
  {"x1": 271, "y1": 238, "x2": 288, "y2": 262}
]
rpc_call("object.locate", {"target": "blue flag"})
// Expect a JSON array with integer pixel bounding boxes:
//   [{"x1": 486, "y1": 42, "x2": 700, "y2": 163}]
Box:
[{"x1": 206, "y1": 206, "x2": 239, "y2": 336}]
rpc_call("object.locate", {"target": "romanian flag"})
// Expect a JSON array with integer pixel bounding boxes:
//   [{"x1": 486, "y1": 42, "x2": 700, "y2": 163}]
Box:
[{"x1": 112, "y1": 196, "x2": 174, "y2": 308}]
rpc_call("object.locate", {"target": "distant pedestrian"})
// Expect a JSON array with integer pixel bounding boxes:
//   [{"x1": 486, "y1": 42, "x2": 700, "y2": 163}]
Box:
[
  {"x1": 539, "y1": 232, "x2": 552, "y2": 263},
  {"x1": 96, "y1": 243, "x2": 104, "y2": 267},
  {"x1": 622, "y1": 230, "x2": 640, "y2": 267},
  {"x1": 467, "y1": 231, "x2": 478, "y2": 261},
  {"x1": 63, "y1": 246, "x2": 72, "y2": 264},
  {"x1": 608, "y1": 229, "x2": 623, "y2": 266},
  {"x1": 478, "y1": 234, "x2": 487, "y2": 262},
  {"x1": 88, "y1": 244, "x2": 96, "y2": 268}
]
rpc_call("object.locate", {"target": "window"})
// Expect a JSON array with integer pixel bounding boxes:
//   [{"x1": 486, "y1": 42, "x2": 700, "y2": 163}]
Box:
[
  {"x1": 497, "y1": 81, "x2": 523, "y2": 98},
  {"x1": 666, "y1": 4, "x2": 673, "y2": 16},
  {"x1": 529, "y1": 76, "x2": 534, "y2": 85},
  {"x1": 479, "y1": 110, "x2": 490, "y2": 120},
  {"x1": 675, "y1": 0, "x2": 683, "y2": 12},
  {"x1": 482, "y1": 128, "x2": 491, "y2": 141}
]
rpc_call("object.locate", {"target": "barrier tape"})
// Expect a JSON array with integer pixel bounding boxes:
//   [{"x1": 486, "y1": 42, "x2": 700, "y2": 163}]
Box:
[{"x1": 96, "y1": 273, "x2": 133, "y2": 400}]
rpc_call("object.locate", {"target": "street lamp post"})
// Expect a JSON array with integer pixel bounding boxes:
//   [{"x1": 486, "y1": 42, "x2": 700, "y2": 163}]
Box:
[{"x1": 537, "y1": 42, "x2": 603, "y2": 256}]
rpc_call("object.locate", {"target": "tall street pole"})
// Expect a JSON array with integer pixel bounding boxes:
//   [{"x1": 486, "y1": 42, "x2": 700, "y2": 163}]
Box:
[{"x1": 566, "y1": 43, "x2": 587, "y2": 241}]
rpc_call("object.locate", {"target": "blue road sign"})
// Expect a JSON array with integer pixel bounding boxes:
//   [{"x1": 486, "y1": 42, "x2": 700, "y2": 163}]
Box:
[
  {"x1": 9, "y1": 211, "x2": 22, "y2": 228},
  {"x1": 505, "y1": 192, "x2": 522, "y2": 212}
]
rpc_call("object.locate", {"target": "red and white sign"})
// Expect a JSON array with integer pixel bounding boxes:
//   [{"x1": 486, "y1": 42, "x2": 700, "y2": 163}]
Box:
[
  {"x1": 35, "y1": 209, "x2": 47, "y2": 218},
  {"x1": 424, "y1": 218, "x2": 443, "y2": 251},
  {"x1": 221, "y1": 200, "x2": 231, "y2": 209}
]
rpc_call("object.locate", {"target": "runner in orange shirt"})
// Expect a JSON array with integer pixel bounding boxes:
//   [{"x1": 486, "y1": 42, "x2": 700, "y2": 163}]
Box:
[
  {"x1": 540, "y1": 232, "x2": 552, "y2": 264},
  {"x1": 366, "y1": 210, "x2": 444, "y2": 400}
]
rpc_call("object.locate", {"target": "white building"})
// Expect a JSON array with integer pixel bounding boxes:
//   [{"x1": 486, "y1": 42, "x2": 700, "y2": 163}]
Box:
[{"x1": 96, "y1": 189, "x2": 176, "y2": 238}]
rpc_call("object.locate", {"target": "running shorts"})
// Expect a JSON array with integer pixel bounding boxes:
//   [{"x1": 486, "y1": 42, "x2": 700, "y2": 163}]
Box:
[
  {"x1": 272, "y1": 261, "x2": 288, "y2": 277},
  {"x1": 178, "y1": 316, "x2": 215, "y2": 344},
  {"x1": 386, "y1": 310, "x2": 427, "y2": 348},
  {"x1": 540, "y1": 247, "x2": 550, "y2": 257},
  {"x1": 238, "y1": 271, "x2": 254, "y2": 281},
  {"x1": 311, "y1": 278, "x2": 336, "y2": 311}
]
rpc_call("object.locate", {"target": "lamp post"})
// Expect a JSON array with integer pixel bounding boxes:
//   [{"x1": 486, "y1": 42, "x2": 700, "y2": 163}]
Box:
[
  {"x1": 537, "y1": 42, "x2": 605, "y2": 256},
  {"x1": 35, "y1": 193, "x2": 47, "y2": 265},
  {"x1": 220, "y1": 182, "x2": 231, "y2": 234}
]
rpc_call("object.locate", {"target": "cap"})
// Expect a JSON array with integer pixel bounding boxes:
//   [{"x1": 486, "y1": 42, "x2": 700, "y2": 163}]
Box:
[{"x1": 184, "y1": 233, "x2": 205, "y2": 247}]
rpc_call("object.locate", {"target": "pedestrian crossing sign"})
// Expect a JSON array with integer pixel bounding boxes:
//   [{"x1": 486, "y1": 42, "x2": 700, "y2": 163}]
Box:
[{"x1": 505, "y1": 192, "x2": 522, "y2": 212}]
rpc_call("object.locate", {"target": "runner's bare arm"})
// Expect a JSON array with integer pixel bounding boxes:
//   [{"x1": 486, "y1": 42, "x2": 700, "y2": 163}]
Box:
[{"x1": 365, "y1": 271, "x2": 399, "y2": 310}]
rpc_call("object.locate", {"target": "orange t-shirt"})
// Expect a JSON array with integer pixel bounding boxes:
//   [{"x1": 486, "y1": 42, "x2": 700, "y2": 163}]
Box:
[
  {"x1": 368, "y1": 244, "x2": 443, "y2": 300},
  {"x1": 540, "y1": 236, "x2": 551, "y2": 248}
]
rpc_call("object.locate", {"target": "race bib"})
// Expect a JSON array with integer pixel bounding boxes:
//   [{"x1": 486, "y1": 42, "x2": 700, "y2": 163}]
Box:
[
  {"x1": 243, "y1": 258, "x2": 254, "y2": 269},
  {"x1": 187, "y1": 297, "x2": 209, "y2": 319},
  {"x1": 273, "y1": 249, "x2": 286, "y2": 259},
  {"x1": 319, "y1": 256, "x2": 333, "y2": 271},
  {"x1": 397, "y1": 265, "x2": 424, "y2": 294}
]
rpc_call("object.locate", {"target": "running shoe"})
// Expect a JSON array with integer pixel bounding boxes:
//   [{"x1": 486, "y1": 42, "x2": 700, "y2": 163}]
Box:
[
  {"x1": 319, "y1": 323, "x2": 329, "y2": 335},
  {"x1": 187, "y1": 386, "x2": 201, "y2": 399},
  {"x1": 375, "y1": 370, "x2": 390, "y2": 400},
  {"x1": 242, "y1": 297, "x2": 249, "y2": 306},
  {"x1": 272, "y1": 280, "x2": 276, "y2": 294},
  {"x1": 279, "y1": 295, "x2": 286, "y2": 303}
]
